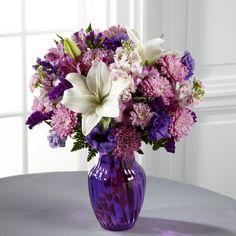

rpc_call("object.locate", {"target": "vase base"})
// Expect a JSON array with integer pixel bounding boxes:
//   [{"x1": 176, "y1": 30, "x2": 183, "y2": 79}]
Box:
[{"x1": 100, "y1": 222, "x2": 135, "y2": 231}]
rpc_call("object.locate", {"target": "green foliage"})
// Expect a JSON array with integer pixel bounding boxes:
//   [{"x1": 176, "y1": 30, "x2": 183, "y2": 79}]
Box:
[
  {"x1": 87, "y1": 148, "x2": 97, "y2": 162},
  {"x1": 86, "y1": 23, "x2": 92, "y2": 34},
  {"x1": 71, "y1": 127, "x2": 87, "y2": 152},
  {"x1": 100, "y1": 117, "x2": 111, "y2": 131},
  {"x1": 152, "y1": 139, "x2": 168, "y2": 151},
  {"x1": 63, "y1": 38, "x2": 81, "y2": 60},
  {"x1": 71, "y1": 126, "x2": 97, "y2": 162},
  {"x1": 137, "y1": 149, "x2": 144, "y2": 155}
]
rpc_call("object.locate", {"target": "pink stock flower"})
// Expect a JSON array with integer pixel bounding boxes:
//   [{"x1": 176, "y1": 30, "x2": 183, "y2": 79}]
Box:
[
  {"x1": 169, "y1": 108, "x2": 194, "y2": 141},
  {"x1": 32, "y1": 97, "x2": 45, "y2": 113},
  {"x1": 51, "y1": 105, "x2": 78, "y2": 138},
  {"x1": 113, "y1": 127, "x2": 141, "y2": 157},
  {"x1": 29, "y1": 74, "x2": 40, "y2": 92},
  {"x1": 157, "y1": 54, "x2": 189, "y2": 83},
  {"x1": 130, "y1": 103, "x2": 154, "y2": 129}
]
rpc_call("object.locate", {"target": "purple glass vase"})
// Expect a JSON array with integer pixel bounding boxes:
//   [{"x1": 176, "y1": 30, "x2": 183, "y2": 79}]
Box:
[{"x1": 88, "y1": 153, "x2": 146, "y2": 231}]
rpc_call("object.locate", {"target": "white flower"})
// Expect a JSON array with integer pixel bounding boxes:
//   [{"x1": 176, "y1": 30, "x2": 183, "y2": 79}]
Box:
[
  {"x1": 126, "y1": 27, "x2": 165, "y2": 64},
  {"x1": 61, "y1": 61, "x2": 131, "y2": 136}
]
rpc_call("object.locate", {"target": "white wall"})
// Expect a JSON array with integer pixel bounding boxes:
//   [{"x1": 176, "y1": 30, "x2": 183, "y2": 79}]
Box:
[
  {"x1": 141, "y1": 0, "x2": 236, "y2": 200},
  {"x1": 0, "y1": 0, "x2": 236, "y2": 199}
]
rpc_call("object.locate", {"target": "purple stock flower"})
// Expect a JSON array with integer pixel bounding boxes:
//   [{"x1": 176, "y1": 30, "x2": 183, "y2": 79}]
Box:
[
  {"x1": 33, "y1": 58, "x2": 57, "y2": 75},
  {"x1": 165, "y1": 138, "x2": 176, "y2": 153},
  {"x1": 102, "y1": 32, "x2": 128, "y2": 51},
  {"x1": 47, "y1": 131, "x2": 66, "y2": 148},
  {"x1": 181, "y1": 51, "x2": 195, "y2": 80},
  {"x1": 48, "y1": 79, "x2": 72, "y2": 100},
  {"x1": 26, "y1": 111, "x2": 53, "y2": 129},
  {"x1": 86, "y1": 126, "x2": 116, "y2": 154},
  {"x1": 148, "y1": 111, "x2": 172, "y2": 141}
]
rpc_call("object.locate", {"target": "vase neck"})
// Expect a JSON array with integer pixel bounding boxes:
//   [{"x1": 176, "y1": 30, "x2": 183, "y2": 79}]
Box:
[{"x1": 98, "y1": 153, "x2": 136, "y2": 167}]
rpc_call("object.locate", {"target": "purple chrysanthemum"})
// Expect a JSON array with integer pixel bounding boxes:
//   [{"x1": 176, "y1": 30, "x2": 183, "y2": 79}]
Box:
[
  {"x1": 47, "y1": 131, "x2": 66, "y2": 148},
  {"x1": 86, "y1": 126, "x2": 116, "y2": 154},
  {"x1": 181, "y1": 51, "x2": 195, "y2": 80},
  {"x1": 26, "y1": 111, "x2": 53, "y2": 129}
]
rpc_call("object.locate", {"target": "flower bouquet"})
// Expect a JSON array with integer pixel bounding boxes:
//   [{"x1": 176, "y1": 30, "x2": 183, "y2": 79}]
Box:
[{"x1": 26, "y1": 24, "x2": 204, "y2": 231}]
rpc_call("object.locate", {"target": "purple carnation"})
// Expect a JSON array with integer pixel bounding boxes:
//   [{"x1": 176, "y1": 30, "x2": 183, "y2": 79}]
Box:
[
  {"x1": 102, "y1": 32, "x2": 128, "y2": 51},
  {"x1": 26, "y1": 111, "x2": 53, "y2": 129},
  {"x1": 48, "y1": 79, "x2": 72, "y2": 100},
  {"x1": 86, "y1": 126, "x2": 116, "y2": 154},
  {"x1": 181, "y1": 51, "x2": 195, "y2": 80},
  {"x1": 165, "y1": 138, "x2": 176, "y2": 153},
  {"x1": 148, "y1": 112, "x2": 172, "y2": 141},
  {"x1": 47, "y1": 131, "x2": 66, "y2": 148}
]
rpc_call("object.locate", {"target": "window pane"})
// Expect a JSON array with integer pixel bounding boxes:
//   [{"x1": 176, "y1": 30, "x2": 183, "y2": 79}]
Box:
[
  {"x1": 25, "y1": 0, "x2": 80, "y2": 32},
  {"x1": 0, "y1": 0, "x2": 21, "y2": 34},
  {"x1": 0, "y1": 37, "x2": 22, "y2": 114},
  {"x1": 28, "y1": 124, "x2": 80, "y2": 173},
  {"x1": 0, "y1": 117, "x2": 23, "y2": 177}
]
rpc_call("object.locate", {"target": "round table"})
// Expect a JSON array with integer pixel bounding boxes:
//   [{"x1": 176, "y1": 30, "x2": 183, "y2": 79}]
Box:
[{"x1": 0, "y1": 172, "x2": 236, "y2": 236}]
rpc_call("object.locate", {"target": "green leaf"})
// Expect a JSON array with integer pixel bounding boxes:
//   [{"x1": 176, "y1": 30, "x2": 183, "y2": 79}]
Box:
[
  {"x1": 152, "y1": 139, "x2": 168, "y2": 151},
  {"x1": 54, "y1": 39, "x2": 59, "y2": 45},
  {"x1": 64, "y1": 38, "x2": 81, "y2": 60},
  {"x1": 56, "y1": 34, "x2": 64, "y2": 42},
  {"x1": 137, "y1": 149, "x2": 144, "y2": 155},
  {"x1": 71, "y1": 126, "x2": 86, "y2": 152},
  {"x1": 87, "y1": 148, "x2": 97, "y2": 162},
  {"x1": 86, "y1": 23, "x2": 92, "y2": 34}
]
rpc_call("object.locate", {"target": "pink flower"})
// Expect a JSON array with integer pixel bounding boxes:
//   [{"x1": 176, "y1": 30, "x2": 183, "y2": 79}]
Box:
[
  {"x1": 29, "y1": 74, "x2": 40, "y2": 92},
  {"x1": 157, "y1": 54, "x2": 189, "y2": 83},
  {"x1": 44, "y1": 42, "x2": 64, "y2": 63},
  {"x1": 79, "y1": 48, "x2": 114, "y2": 74},
  {"x1": 139, "y1": 74, "x2": 174, "y2": 105},
  {"x1": 130, "y1": 103, "x2": 154, "y2": 129},
  {"x1": 169, "y1": 108, "x2": 194, "y2": 141},
  {"x1": 32, "y1": 97, "x2": 45, "y2": 113},
  {"x1": 102, "y1": 25, "x2": 127, "y2": 38},
  {"x1": 51, "y1": 105, "x2": 78, "y2": 138},
  {"x1": 113, "y1": 127, "x2": 141, "y2": 158},
  {"x1": 176, "y1": 81, "x2": 195, "y2": 107}
]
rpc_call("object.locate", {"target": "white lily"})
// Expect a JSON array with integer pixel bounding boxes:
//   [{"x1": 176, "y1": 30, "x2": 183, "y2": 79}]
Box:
[
  {"x1": 61, "y1": 61, "x2": 131, "y2": 136},
  {"x1": 126, "y1": 27, "x2": 165, "y2": 64}
]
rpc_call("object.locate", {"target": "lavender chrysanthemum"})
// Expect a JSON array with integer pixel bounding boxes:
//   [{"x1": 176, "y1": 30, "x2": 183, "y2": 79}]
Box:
[
  {"x1": 130, "y1": 103, "x2": 154, "y2": 129},
  {"x1": 86, "y1": 126, "x2": 116, "y2": 154},
  {"x1": 48, "y1": 131, "x2": 66, "y2": 148}
]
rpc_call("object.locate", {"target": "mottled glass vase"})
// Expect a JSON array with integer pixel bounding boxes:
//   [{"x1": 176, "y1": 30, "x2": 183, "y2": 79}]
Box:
[{"x1": 88, "y1": 153, "x2": 146, "y2": 231}]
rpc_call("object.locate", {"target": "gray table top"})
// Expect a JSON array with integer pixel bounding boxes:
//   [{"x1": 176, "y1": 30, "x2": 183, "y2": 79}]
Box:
[{"x1": 0, "y1": 171, "x2": 236, "y2": 236}]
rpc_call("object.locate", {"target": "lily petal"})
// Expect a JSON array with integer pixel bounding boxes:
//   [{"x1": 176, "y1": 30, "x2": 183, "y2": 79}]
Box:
[
  {"x1": 61, "y1": 92, "x2": 96, "y2": 113},
  {"x1": 86, "y1": 61, "x2": 111, "y2": 98},
  {"x1": 65, "y1": 73, "x2": 90, "y2": 96},
  {"x1": 96, "y1": 97, "x2": 119, "y2": 118},
  {"x1": 109, "y1": 77, "x2": 132, "y2": 98},
  {"x1": 82, "y1": 109, "x2": 101, "y2": 136},
  {"x1": 143, "y1": 38, "x2": 164, "y2": 63}
]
